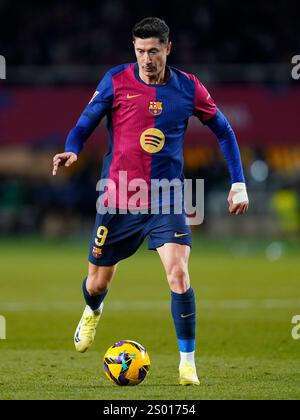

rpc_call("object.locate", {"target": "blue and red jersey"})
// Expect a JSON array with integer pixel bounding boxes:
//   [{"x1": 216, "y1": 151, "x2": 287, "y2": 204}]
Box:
[{"x1": 65, "y1": 63, "x2": 244, "y2": 209}]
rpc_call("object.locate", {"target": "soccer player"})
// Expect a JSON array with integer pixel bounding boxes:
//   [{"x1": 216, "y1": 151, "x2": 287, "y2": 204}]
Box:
[{"x1": 52, "y1": 17, "x2": 249, "y2": 386}]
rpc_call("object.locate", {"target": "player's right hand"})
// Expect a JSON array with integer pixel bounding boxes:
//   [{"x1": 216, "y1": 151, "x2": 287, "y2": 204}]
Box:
[{"x1": 52, "y1": 152, "x2": 77, "y2": 176}]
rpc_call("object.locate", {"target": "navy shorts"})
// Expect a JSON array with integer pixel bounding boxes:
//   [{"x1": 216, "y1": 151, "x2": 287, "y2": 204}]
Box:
[{"x1": 88, "y1": 210, "x2": 192, "y2": 266}]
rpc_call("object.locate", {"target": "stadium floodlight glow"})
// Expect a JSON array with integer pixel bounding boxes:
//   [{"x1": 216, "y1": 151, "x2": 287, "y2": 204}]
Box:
[
  {"x1": 0, "y1": 315, "x2": 6, "y2": 340},
  {"x1": 291, "y1": 55, "x2": 300, "y2": 80},
  {"x1": 0, "y1": 55, "x2": 6, "y2": 79},
  {"x1": 250, "y1": 160, "x2": 269, "y2": 182}
]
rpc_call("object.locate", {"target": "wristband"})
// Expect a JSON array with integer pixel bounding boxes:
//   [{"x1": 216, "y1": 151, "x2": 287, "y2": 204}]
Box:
[{"x1": 231, "y1": 183, "x2": 248, "y2": 204}]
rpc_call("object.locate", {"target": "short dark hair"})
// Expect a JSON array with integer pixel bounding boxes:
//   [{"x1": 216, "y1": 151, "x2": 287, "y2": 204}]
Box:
[{"x1": 132, "y1": 17, "x2": 170, "y2": 44}]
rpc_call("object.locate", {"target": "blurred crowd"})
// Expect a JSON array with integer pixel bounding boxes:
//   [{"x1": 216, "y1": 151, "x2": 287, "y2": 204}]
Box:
[
  {"x1": 1, "y1": 1, "x2": 299, "y2": 237},
  {"x1": 1, "y1": 0, "x2": 298, "y2": 66},
  {"x1": 0, "y1": 148, "x2": 299, "y2": 237}
]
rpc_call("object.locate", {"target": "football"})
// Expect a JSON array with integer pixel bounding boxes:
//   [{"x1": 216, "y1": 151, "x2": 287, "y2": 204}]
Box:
[{"x1": 103, "y1": 340, "x2": 150, "y2": 386}]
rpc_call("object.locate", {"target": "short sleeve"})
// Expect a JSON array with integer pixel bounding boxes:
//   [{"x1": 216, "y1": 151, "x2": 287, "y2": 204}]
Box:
[{"x1": 190, "y1": 75, "x2": 217, "y2": 122}]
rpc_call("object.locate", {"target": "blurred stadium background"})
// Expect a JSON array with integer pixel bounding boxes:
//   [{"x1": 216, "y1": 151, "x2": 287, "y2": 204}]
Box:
[
  {"x1": 0, "y1": 0, "x2": 299, "y2": 240},
  {"x1": 0, "y1": 0, "x2": 300, "y2": 400}
]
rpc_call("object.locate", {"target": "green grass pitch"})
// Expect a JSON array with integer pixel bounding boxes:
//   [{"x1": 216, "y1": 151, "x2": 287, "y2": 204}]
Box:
[{"x1": 0, "y1": 236, "x2": 300, "y2": 400}]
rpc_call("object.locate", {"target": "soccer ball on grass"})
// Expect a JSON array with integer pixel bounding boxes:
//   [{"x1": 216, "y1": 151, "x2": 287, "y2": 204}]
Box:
[{"x1": 103, "y1": 340, "x2": 150, "y2": 386}]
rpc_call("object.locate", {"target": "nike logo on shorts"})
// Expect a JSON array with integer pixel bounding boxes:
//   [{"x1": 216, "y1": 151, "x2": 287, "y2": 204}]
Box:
[{"x1": 174, "y1": 232, "x2": 189, "y2": 238}]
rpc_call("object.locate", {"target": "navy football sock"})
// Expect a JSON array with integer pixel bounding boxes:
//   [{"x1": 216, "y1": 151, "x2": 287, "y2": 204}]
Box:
[
  {"x1": 171, "y1": 287, "x2": 196, "y2": 353},
  {"x1": 82, "y1": 278, "x2": 108, "y2": 311}
]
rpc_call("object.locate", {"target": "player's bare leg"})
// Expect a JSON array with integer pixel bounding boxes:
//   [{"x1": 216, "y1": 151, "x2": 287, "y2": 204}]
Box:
[
  {"x1": 157, "y1": 243, "x2": 199, "y2": 385},
  {"x1": 157, "y1": 243, "x2": 191, "y2": 293},
  {"x1": 74, "y1": 263, "x2": 117, "y2": 353}
]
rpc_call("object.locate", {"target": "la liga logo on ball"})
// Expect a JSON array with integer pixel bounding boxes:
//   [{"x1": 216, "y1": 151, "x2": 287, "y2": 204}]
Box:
[{"x1": 103, "y1": 340, "x2": 150, "y2": 386}]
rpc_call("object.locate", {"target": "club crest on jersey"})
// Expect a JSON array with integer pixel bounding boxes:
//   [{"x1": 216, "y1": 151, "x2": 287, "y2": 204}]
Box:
[
  {"x1": 92, "y1": 246, "x2": 102, "y2": 259},
  {"x1": 149, "y1": 101, "x2": 163, "y2": 116}
]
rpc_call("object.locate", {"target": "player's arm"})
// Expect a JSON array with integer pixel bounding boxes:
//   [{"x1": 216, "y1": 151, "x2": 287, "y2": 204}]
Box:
[
  {"x1": 52, "y1": 71, "x2": 114, "y2": 176},
  {"x1": 191, "y1": 75, "x2": 249, "y2": 215},
  {"x1": 204, "y1": 110, "x2": 249, "y2": 215}
]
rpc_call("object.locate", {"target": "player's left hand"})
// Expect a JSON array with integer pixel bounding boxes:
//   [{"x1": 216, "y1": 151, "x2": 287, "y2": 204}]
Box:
[{"x1": 227, "y1": 183, "x2": 249, "y2": 216}]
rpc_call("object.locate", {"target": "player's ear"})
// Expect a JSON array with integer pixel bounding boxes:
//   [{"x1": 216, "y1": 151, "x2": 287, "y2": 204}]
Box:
[{"x1": 166, "y1": 41, "x2": 172, "y2": 56}]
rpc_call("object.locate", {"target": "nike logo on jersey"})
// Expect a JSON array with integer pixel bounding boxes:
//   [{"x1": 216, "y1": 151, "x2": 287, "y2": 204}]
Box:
[
  {"x1": 174, "y1": 232, "x2": 189, "y2": 238},
  {"x1": 181, "y1": 313, "x2": 195, "y2": 318},
  {"x1": 127, "y1": 93, "x2": 142, "y2": 99}
]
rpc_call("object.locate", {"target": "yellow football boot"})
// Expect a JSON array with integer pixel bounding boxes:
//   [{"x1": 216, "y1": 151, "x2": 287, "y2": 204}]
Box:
[
  {"x1": 74, "y1": 304, "x2": 103, "y2": 353},
  {"x1": 179, "y1": 362, "x2": 200, "y2": 386}
]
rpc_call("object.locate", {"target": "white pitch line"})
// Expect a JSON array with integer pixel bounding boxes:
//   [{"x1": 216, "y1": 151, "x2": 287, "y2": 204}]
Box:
[{"x1": 0, "y1": 299, "x2": 300, "y2": 312}]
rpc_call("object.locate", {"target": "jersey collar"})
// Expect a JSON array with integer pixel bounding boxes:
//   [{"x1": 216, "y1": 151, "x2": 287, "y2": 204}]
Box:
[{"x1": 133, "y1": 63, "x2": 172, "y2": 87}]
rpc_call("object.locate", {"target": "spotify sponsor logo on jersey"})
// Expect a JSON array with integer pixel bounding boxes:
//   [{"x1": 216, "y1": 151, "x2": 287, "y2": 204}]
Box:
[{"x1": 140, "y1": 128, "x2": 165, "y2": 154}]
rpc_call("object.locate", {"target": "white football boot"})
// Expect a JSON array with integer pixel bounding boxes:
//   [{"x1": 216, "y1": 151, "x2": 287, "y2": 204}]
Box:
[{"x1": 74, "y1": 304, "x2": 103, "y2": 353}]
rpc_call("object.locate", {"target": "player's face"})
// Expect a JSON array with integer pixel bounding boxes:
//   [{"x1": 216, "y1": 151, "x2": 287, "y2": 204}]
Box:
[{"x1": 134, "y1": 38, "x2": 171, "y2": 80}]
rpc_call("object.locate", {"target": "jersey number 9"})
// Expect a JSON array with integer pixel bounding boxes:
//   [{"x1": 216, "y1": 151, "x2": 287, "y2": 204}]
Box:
[{"x1": 95, "y1": 226, "x2": 108, "y2": 247}]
